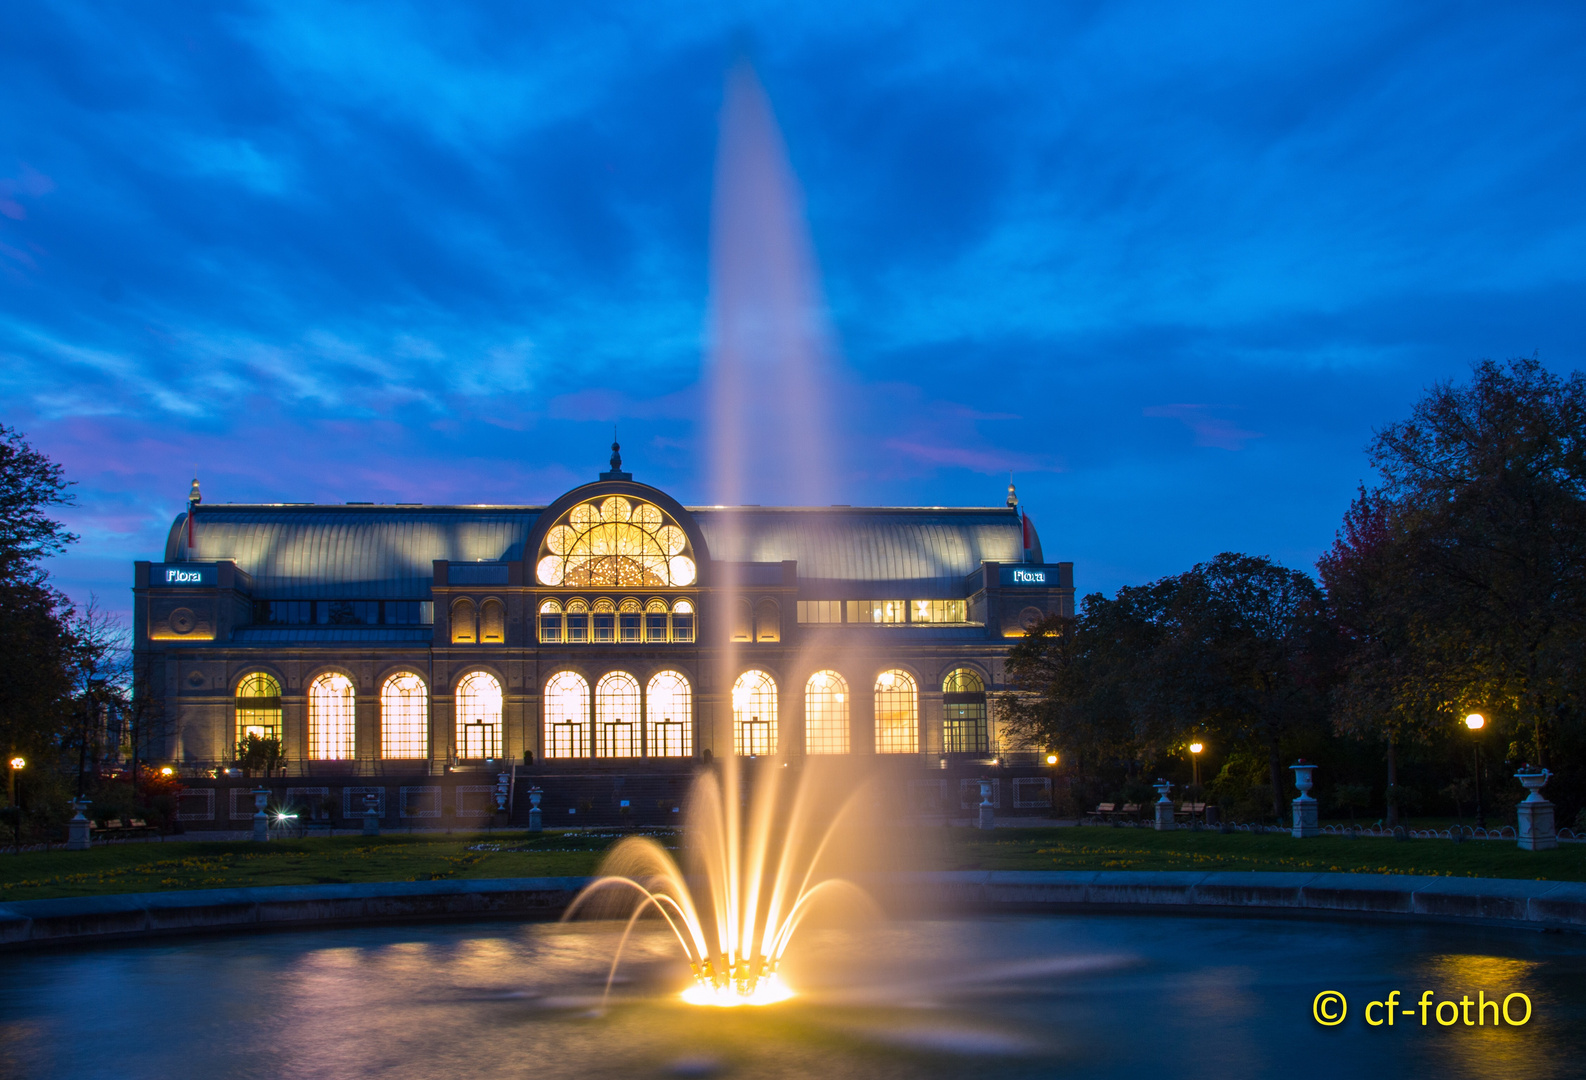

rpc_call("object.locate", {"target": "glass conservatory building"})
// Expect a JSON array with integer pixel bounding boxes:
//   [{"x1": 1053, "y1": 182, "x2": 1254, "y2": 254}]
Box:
[{"x1": 133, "y1": 456, "x2": 1074, "y2": 782}]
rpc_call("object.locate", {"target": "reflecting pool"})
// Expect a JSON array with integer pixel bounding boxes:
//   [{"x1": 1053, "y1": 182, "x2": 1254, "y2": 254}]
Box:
[{"x1": 2, "y1": 913, "x2": 1584, "y2": 1079}]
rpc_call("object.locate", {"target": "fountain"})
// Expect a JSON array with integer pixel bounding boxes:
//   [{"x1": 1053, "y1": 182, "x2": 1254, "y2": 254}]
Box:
[{"x1": 565, "y1": 755, "x2": 873, "y2": 1006}]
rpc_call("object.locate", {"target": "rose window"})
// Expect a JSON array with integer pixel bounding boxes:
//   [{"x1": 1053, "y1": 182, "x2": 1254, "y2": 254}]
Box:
[{"x1": 535, "y1": 496, "x2": 696, "y2": 587}]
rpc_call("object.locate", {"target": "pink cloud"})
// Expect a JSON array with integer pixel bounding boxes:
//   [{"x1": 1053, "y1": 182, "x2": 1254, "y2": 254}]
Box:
[
  {"x1": 1143, "y1": 404, "x2": 1262, "y2": 451},
  {"x1": 883, "y1": 438, "x2": 1059, "y2": 475}
]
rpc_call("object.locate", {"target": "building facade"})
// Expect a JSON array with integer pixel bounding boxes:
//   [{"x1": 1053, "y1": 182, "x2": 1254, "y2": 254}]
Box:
[{"x1": 133, "y1": 457, "x2": 1073, "y2": 822}]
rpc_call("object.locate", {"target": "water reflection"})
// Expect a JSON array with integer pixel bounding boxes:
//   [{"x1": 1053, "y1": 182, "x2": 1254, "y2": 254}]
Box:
[{"x1": 1, "y1": 915, "x2": 1584, "y2": 1079}]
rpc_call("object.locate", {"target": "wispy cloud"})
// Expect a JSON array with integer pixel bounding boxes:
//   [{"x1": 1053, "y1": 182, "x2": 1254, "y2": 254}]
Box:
[{"x1": 1143, "y1": 404, "x2": 1263, "y2": 451}]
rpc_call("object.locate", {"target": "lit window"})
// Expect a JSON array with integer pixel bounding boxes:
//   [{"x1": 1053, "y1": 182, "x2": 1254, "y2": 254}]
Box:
[
  {"x1": 647, "y1": 671, "x2": 692, "y2": 757},
  {"x1": 847, "y1": 600, "x2": 906, "y2": 624},
  {"x1": 875, "y1": 670, "x2": 918, "y2": 754},
  {"x1": 235, "y1": 672, "x2": 282, "y2": 744},
  {"x1": 480, "y1": 598, "x2": 506, "y2": 643},
  {"x1": 911, "y1": 599, "x2": 968, "y2": 624},
  {"x1": 943, "y1": 668, "x2": 988, "y2": 754},
  {"x1": 733, "y1": 669, "x2": 777, "y2": 756},
  {"x1": 595, "y1": 671, "x2": 640, "y2": 757},
  {"x1": 535, "y1": 496, "x2": 696, "y2": 587},
  {"x1": 381, "y1": 672, "x2": 428, "y2": 759},
  {"x1": 619, "y1": 598, "x2": 642, "y2": 643},
  {"x1": 455, "y1": 671, "x2": 502, "y2": 759},
  {"x1": 566, "y1": 599, "x2": 589, "y2": 643},
  {"x1": 539, "y1": 599, "x2": 563, "y2": 643},
  {"x1": 544, "y1": 671, "x2": 590, "y2": 758},
  {"x1": 644, "y1": 599, "x2": 669, "y2": 642},
  {"x1": 796, "y1": 601, "x2": 843, "y2": 623},
  {"x1": 450, "y1": 598, "x2": 477, "y2": 643},
  {"x1": 804, "y1": 670, "x2": 849, "y2": 755},
  {"x1": 592, "y1": 598, "x2": 616, "y2": 643},
  {"x1": 672, "y1": 599, "x2": 695, "y2": 643},
  {"x1": 308, "y1": 672, "x2": 355, "y2": 761}
]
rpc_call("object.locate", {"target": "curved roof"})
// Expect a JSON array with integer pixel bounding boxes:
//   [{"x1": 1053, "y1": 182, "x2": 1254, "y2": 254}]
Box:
[
  {"x1": 172, "y1": 507, "x2": 540, "y2": 599},
  {"x1": 167, "y1": 499, "x2": 1039, "y2": 597},
  {"x1": 691, "y1": 507, "x2": 1032, "y2": 594}
]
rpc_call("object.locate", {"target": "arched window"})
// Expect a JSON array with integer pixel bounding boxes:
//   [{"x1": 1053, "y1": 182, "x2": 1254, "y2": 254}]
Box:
[
  {"x1": 647, "y1": 671, "x2": 692, "y2": 757},
  {"x1": 644, "y1": 599, "x2": 669, "y2": 643},
  {"x1": 381, "y1": 672, "x2": 428, "y2": 759},
  {"x1": 732, "y1": 598, "x2": 753, "y2": 642},
  {"x1": 308, "y1": 672, "x2": 356, "y2": 760},
  {"x1": 544, "y1": 671, "x2": 590, "y2": 758},
  {"x1": 875, "y1": 670, "x2": 918, "y2": 754},
  {"x1": 805, "y1": 670, "x2": 849, "y2": 755},
  {"x1": 480, "y1": 598, "x2": 506, "y2": 643},
  {"x1": 943, "y1": 667, "x2": 988, "y2": 754},
  {"x1": 592, "y1": 597, "x2": 616, "y2": 643},
  {"x1": 539, "y1": 599, "x2": 563, "y2": 643},
  {"x1": 536, "y1": 495, "x2": 696, "y2": 587},
  {"x1": 450, "y1": 598, "x2": 477, "y2": 644},
  {"x1": 755, "y1": 598, "x2": 780, "y2": 642},
  {"x1": 733, "y1": 669, "x2": 777, "y2": 756},
  {"x1": 455, "y1": 671, "x2": 502, "y2": 760},
  {"x1": 672, "y1": 599, "x2": 695, "y2": 643},
  {"x1": 565, "y1": 598, "x2": 589, "y2": 643},
  {"x1": 235, "y1": 672, "x2": 282, "y2": 744},
  {"x1": 595, "y1": 671, "x2": 640, "y2": 758},
  {"x1": 619, "y1": 598, "x2": 642, "y2": 643}
]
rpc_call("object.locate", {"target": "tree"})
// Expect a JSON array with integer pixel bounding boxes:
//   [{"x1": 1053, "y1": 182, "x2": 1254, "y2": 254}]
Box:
[
  {"x1": 1003, "y1": 553, "x2": 1335, "y2": 819},
  {"x1": 1346, "y1": 358, "x2": 1586, "y2": 768}
]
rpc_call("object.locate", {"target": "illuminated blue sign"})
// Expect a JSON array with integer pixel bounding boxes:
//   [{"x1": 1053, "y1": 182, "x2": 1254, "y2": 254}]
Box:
[
  {"x1": 1000, "y1": 566, "x2": 1050, "y2": 586},
  {"x1": 153, "y1": 563, "x2": 217, "y2": 587}
]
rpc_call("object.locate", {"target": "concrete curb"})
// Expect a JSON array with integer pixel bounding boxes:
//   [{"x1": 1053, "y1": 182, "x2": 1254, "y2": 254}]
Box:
[{"x1": 2, "y1": 871, "x2": 1585, "y2": 951}]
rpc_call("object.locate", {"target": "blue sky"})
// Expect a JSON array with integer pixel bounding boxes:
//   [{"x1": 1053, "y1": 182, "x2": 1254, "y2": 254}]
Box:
[{"x1": 4, "y1": 2, "x2": 1584, "y2": 621}]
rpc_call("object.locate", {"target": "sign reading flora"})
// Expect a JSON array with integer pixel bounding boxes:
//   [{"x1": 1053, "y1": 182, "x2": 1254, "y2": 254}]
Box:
[
  {"x1": 1000, "y1": 565, "x2": 1067, "y2": 586},
  {"x1": 153, "y1": 563, "x2": 218, "y2": 587}
]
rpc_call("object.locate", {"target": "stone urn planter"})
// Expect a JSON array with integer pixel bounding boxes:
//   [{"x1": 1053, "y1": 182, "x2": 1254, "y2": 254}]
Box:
[
  {"x1": 1289, "y1": 761, "x2": 1319, "y2": 838},
  {"x1": 1153, "y1": 779, "x2": 1175, "y2": 831},
  {"x1": 1515, "y1": 768, "x2": 1556, "y2": 851}
]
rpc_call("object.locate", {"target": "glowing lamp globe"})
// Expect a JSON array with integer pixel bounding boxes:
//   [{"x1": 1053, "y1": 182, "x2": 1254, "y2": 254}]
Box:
[
  {"x1": 1045, "y1": 753, "x2": 1059, "y2": 765},
  {"x1": 1189, "y1": 742, "x2": 1204, "y2": 755},
  {"x1": 1465, "y1": 713, "x2": 1485, "y2": 731},
  {"x1": 7, "y1": 757, "x2": 23, "y2": 771}
]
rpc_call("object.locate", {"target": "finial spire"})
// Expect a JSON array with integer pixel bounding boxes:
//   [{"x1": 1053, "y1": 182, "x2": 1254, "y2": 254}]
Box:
[
  {"x1": 1006, "y1": 472, "x2": 1017, "y2": 508},
  {"x1": 599, "y1": 433, "x2": 632, "y2": 481},
  {"x1": 189, "y1": 473, "x2": 202, "y2": 506}
]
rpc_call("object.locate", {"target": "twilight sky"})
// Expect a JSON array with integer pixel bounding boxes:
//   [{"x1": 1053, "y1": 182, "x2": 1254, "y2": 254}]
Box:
[{"x1": 3, "y1": 2, "x2": 1585, "y2": 623}]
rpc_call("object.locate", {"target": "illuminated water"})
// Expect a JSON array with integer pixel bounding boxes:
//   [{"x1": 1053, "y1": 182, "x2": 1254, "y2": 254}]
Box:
[{"x1": 3, "y1": 914, "x2": 1584, "y2": 1079}]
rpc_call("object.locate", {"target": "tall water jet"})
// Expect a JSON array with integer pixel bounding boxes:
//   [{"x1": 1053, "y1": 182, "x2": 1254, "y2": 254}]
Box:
[{"x1": 564, "y1": 60, "x2": 871, "y2": 1008}]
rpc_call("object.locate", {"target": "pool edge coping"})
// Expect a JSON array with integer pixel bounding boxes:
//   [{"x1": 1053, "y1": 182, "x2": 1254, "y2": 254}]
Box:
[{"x1": 3, "y1": 871, "x2": 1584, "y2": 950}]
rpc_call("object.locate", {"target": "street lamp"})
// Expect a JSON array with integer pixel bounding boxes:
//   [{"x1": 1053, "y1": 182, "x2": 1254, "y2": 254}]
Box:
[
  {"x1": 7, "y1": 757, "x2": 23, "y2": 854},
  {"x1": 1188, "y1": 742, "x2": 1204, "y2": 790},
  {"x1": 1464, "y1": 713, "x2": 1486, "y2": 829},
  {"x1": 1045, "y1": 753, "x2": 1059, "y2": 766}
]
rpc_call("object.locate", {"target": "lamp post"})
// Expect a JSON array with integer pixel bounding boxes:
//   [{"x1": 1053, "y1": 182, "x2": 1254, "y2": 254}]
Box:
[
  {"x1": 1464, "y1": 713, "x2": 1486, "y2": 830},
  {"x1": 1188, "y1": 742, "x2": 1203, "y2": 791},
  {"x1": 8, "y1": 757, "x2": 24, "y2": 854}
]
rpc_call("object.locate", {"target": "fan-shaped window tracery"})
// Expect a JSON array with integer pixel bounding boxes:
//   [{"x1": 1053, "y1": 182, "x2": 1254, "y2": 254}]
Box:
[{"x1": 535, "y1": 496, "x2": 696, "y2": 588}]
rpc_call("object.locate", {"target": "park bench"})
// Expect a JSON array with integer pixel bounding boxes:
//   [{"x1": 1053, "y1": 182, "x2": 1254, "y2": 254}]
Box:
[
  {"x1": 1177, "y1": 802, "x2": 1208, "y2": 821},
  {"x1": 1120, "y1": 803, "x2": 1142, "y2": 817},
  {"x1": 1090, "y1": 802, "x2": 1117, "y2": 819}
]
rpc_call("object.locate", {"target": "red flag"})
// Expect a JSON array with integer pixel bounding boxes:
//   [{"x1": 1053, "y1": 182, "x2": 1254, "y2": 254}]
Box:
[
  {"x1": 1022, "y1": 511, "x2": 1033, "y2": 552},
  {"x1": 186, "y1": 505, "x2": 195, "y2": 552}
]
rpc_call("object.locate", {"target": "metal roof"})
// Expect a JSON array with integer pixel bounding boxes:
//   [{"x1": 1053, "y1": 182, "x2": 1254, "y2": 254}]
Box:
[{"x1": 168, "y1": 501, "x2": 1037, "y2": 597}]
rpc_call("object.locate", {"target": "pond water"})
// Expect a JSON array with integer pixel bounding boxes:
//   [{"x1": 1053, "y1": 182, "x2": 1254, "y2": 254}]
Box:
[{"x1": 1, "y1": 913, "x2": 1583, "y2": 1079}]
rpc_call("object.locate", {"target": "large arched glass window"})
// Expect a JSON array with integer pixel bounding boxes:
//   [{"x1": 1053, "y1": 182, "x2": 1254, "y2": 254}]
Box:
[
  {"x1": 455, "y1": 671, "x2": 502, "y2": 760},
  {"x1": 595, "y1": 671, "x2": 640, "y2": 758},
  {"x1": 619, "y1": 598, "x2": 642, "y2": 643},
  {"x1": 308, "y1": 672, "x2": 356, "y2": 760},
  {"x1": 875, "y1": 670, "x2": 918, "y2": 754},
  {"x1": 592, "y1": 598, "x2": 616, "y2": 643},
  {"x1": 235, "y1": 672, "x2": 282, "y2": 744},
  {"x1": 539, "y1": 599, "x2": 563, "y2": 643},
  {"x1": 733, "y1": 669, "x2": 778, "y2": 756},
  {"x1": 565, "y1": 599, "x2": 589, "y2": 644},
  {"x1": 381, "y1": 672, "x2": 428, "y2": 759},
  {"x1": 646, "y1": 671, "x2": 692, "y2": 757},
  {"x1": 544, "y1": 671, "x2": 590, "y2": 758},
  {"x1": 535, "y1": 496, "x2": 697, "y2": 587},
  {"x1": 805, "y1": 670, "x2": 849, "y2": 755},
  {"x1": 943, "y1": 668, "x2": 988, "y2": 754}
]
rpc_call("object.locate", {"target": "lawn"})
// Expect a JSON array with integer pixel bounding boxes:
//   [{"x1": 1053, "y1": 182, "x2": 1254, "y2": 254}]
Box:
[{"x1": 1, "y1": 825, "x2": 1582, "y2": 903}]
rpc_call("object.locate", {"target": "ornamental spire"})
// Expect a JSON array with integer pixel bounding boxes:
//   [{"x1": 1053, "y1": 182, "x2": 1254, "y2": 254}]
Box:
[
  {"x1": 188, "y1": 473, "x2": 202, "y2": 506},
  {"x1": 600, "y1": 433, "x2": 632, "y2": 480},
  {"x1": 1006, "y1": 472, "x2": 1017, "y2": 508}
]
